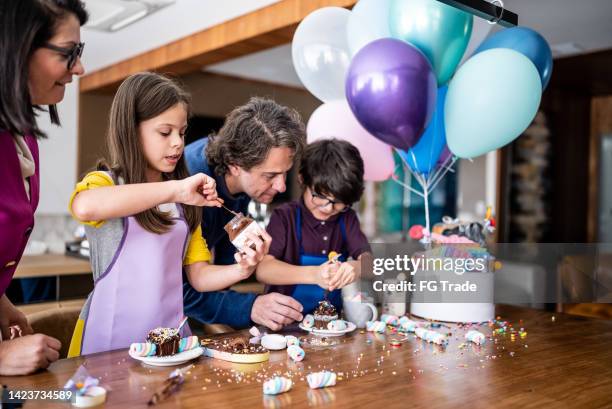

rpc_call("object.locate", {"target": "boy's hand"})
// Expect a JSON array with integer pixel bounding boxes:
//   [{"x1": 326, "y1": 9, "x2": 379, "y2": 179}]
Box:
[
  {"x1": 328, "y1": 262, "x2": 357, "y2": 291},
  {"x1": 316, "y1": 262, "x2": 337, "y2": 290},
  {"x1": 176, "y1": 173, "x2": 223, "y2": 207}
]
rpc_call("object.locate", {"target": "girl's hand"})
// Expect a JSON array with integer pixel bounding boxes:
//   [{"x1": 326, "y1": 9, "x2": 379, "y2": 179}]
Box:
[
  {"x1": 328, "y1": 262, "x2": 357, "y2": 291},
  {"x1": 175, "y1": 174, "x2": 223, "y2": 207},
  {"x1": 234, "y1": 231, "x2": 271, "y2": 279}
]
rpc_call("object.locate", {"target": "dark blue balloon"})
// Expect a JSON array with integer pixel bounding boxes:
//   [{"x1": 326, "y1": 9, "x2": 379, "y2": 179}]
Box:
[
  {"x1": 474, "y1": 27, "x2": 553, "y2": 89},
  {"x1": 399, "y1": 86, "x2": 448, "y2": 175}
]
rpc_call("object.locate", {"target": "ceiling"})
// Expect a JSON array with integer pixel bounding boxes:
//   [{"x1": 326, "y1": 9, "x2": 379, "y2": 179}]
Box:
[{"x1": 205, "y1": 0, "x2": 612, "y2": 88}]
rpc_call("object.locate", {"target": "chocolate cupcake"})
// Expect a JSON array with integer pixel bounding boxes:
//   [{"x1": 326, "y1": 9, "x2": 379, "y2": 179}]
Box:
[
  {"x1": 313, "y1": 300, "x2": 338, "y2": 330},
  {"x1": 147, "y1": 327, "x2": 180, "y2": 357}
]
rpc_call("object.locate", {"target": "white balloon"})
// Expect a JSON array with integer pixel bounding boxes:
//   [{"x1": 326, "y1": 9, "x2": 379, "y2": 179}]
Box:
[
  {"x1": 459, "y1": 16, "x2": 493, "y2": 65},
  {"x1": 346, "y1": 0, "x2": 392, "y2": 56},
  {"x1": 292, "y1": 7, "x2": 352, "y2": 102}
]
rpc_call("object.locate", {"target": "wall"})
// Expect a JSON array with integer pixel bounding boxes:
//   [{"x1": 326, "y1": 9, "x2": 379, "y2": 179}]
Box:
[{"x1": 36, "y1": 0, "x2": 282, "y2": 215}]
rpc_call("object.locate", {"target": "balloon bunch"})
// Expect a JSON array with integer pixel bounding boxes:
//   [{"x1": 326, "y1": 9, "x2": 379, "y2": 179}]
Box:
[{"x1": 295, "y1": 0, "x2": 552, "y2": 233}]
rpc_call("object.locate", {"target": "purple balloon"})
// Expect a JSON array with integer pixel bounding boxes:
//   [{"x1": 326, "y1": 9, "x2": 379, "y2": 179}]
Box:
[
  {"x1": 437, "y1": 145, "x2": 452, "y2": 166},
  {"x1": 346, "y1": 38, "x2": 437, "y2": 151}
]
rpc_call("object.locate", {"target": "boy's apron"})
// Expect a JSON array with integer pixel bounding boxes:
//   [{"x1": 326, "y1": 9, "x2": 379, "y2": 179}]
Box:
[
  {"x1": 80, "y1": 207, "x2": 190, "y2": 355},
  {"x1": 291, "y1": 207, "x2": 347, "y2": 314}
]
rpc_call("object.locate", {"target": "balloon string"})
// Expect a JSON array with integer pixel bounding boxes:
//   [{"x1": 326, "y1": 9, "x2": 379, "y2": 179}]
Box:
[
  {"x1": 428, "y1": 156, "x2": 457, "y2": 193},
  {"x1": 390, "y1": 175, "x2": 425, "y2": 198}
]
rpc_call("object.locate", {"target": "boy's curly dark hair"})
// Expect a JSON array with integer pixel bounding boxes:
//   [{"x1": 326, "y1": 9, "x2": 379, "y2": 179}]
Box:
[{"x1": 300, "y1": 139, "x2": 365, "y2": 205}]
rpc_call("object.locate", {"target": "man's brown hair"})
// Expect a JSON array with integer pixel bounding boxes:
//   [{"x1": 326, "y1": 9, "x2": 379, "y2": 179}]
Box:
[{"x1": 206, "y1": 97, "x2": 306, "y2": 176}]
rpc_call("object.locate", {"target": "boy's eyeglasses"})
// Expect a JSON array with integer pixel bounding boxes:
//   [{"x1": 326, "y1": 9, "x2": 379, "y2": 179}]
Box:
[
  {"x1": 43, "y1": 42, "x2": 85, "y2": 70},
  {"x1": 311, "y1": 191, "x2": 350, "y2": 212}
]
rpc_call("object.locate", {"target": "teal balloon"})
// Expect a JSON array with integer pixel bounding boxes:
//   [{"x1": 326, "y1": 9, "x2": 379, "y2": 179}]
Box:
[
  {"x1": 445, "y1": 49, "x2": 542, "y2": 159},
  {"x1": 389, "y1": 0, "x2": 473, "y2": 84}
]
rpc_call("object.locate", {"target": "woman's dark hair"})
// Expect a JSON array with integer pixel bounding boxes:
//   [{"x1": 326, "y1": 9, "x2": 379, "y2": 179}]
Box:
[
  {"x1": 299, "y1": 139, "x2": 365, "y2": 205},
  {"x1": 0, "y1": 0, "x2": 88, "y2": 138},
  {"x1": 99, "y1": 72, "x2": 201, "y2": 235},
  {"x1": 206, "y1": 97, "x2": 306, "y2": 176}
]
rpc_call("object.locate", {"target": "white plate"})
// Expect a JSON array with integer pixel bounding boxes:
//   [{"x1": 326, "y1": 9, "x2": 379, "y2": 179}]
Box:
[
  {"x1": 298, "y1": 322, "x2": 356, "y2": 337},
  {"x1": 129, "y1": 347, "x2": 203, "y2": 366}
]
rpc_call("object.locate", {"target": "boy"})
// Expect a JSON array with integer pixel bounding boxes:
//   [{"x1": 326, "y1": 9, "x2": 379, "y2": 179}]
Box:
[{"x1": 257, "y1": 139, "x2": 371, "y2": 314}]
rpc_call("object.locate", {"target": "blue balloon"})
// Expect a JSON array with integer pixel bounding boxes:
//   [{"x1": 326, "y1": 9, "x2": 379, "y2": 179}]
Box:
[
  {"x1": 474, "y1": 26, "x2": 553, "y2": 89},
  {"x1": 399, "y1": 86, "x2": 448, "y2": 175},
  {"x1": 445, "y1": 49, "x2": 542, "y2": 159}
]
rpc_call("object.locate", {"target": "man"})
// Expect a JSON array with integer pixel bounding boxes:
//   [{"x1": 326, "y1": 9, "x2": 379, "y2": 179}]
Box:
[{"x1": 183, "y1": 97, "x2": 306, "y2": 331}]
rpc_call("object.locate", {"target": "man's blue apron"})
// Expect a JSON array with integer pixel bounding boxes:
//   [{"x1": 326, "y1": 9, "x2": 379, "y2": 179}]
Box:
[{"x1": 291, "y1": 207, "x2": 347, "y2": 314}]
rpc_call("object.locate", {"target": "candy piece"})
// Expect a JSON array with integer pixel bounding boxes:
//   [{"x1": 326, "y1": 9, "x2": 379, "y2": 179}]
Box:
[
  {"x1": 415, "y1": 328, "x2": 448, "y2": 346},
  {"x1": 302, "y1": 314, "x2": 315, "y2": 329},
  {"x1": 409, "y1": 225, "x2": 424, "y2": 240},
  {"x1": 130, "y1": 342, "x2": 157, "y2": 357},
  {"x1": 465, "y1": 330, "x2": 486, "y2": 345},
  {"x1": 261, "y1": 334, "x2": 287, "y2": 351},
  {"x1": 366, "y1": 321, "x2": 386, "y2": 333},
  {"x1": 263, "y1": 377, "x2": 293, "y2": 395},
  {"x1": 327, "y1": 320, "x2": 347, "y2": 331},
  {"x1": 398, "y1": 317, "x2": 418, "y2": 333},
  {"x1": 285, "y1": 335, "x2": 300, "y2": 347},
  {"x1": 380, "y1": 314, "x2": 399, "y2": 326},
  {"x1": 328, "y1": 251, "x2": 339, "y2": 262},
  {"x1": 178, "y1": 336, "x2": 200, "y2": 353},
  {"x1": 287, "y1": 345, "x2": 305, "y2": 362},
  {"x1": 307, "y1": 371, "x2": 336, "y2": 389}
]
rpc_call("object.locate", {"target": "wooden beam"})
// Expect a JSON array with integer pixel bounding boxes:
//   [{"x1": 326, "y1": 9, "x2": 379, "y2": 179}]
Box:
[{"x1": 80, "y1": 0, "x2": 356, "y2": 93}]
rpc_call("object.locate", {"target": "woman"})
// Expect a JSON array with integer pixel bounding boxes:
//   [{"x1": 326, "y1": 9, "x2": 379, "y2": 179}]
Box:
[{"x1": 0, "y1": 0, "x2": 88, "y2": 375}]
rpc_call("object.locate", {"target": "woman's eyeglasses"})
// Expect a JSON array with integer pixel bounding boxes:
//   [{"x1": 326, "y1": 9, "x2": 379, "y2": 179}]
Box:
[
  {"x1": 311, "y1": 191, "x2": 350, "y2": 212},
  {"x1": 43, "y1": 42, "x2": 85, "y2": 70}
]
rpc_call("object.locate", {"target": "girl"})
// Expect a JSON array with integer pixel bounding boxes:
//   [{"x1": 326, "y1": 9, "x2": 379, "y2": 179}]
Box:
[
  {"x1": 257, "y1": 139, "x2": 372, "y2": 314},
  {"x1": 68, "y1": 73, "x2": 262, "y2": 356}
]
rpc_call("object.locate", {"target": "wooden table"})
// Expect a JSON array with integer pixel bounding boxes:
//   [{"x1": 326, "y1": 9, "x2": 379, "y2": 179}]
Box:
[
  {"x1": 14, "y1": 255, "x2": 91, "y2": 279},
  {"x1": 2, "y1": 305, "x2": 611, "y2": 409}
]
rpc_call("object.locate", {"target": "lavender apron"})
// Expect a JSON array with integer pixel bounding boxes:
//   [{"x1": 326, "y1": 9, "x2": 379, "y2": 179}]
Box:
[{"x1": 80, "y1": 207, "x2": 190, "y2": 355}]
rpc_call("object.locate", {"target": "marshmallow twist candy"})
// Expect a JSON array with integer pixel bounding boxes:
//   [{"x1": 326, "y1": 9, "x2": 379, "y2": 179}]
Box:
[
  {"x1": 285, "y1": 335, "x2": 300, "y2": 347},
  {"x1": 398, "y1": 317, "x2": 418, "y2": 333},
  {"x1": 302, "y1": 314, "x2": 315, "y2": 329},
  {"x1": 307, "y1": 371, "x2": 337, "y2": 389},
  {"x1": 263, "y1": 377, "x2": 293, "y2": 395},
  {"x1": 327, "y1": 320, "x2": 347, "y2": 331},
  {"x1": 287, "y1": 345, "x2": 305, "y2": 362},
  {"x1": 130, "y1": 342, "x2": 156, "y2": 357},
  {"x1": 178, "y1": 336, "x2": 200, "y2": 352},
  {"x1": 465, "y1": 330, "x2": 486, "y2": 345},
  {"x1": 380, "y1": 314, "x2": 399, "y2": 326},
  {"x1": 366, "y1": 321, "x2": 386, "y2": 333},
  {"x1": 415, "y1": 327, "x2": 448, "y2": 346}
]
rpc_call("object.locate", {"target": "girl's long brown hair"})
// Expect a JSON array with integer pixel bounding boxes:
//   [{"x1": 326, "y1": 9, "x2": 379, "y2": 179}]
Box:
[{"x1": 98, "y1": 72, "x2": 201, "y2": 234}]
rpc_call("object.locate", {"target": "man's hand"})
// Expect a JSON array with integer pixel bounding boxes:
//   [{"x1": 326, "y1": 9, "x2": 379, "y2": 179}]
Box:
[
  {"x1": 250, "y1": 293, "x2": 303, "y2": 331},
  {"x1": 0, "y1": 335, "x2": 61, "y2": 376}
]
